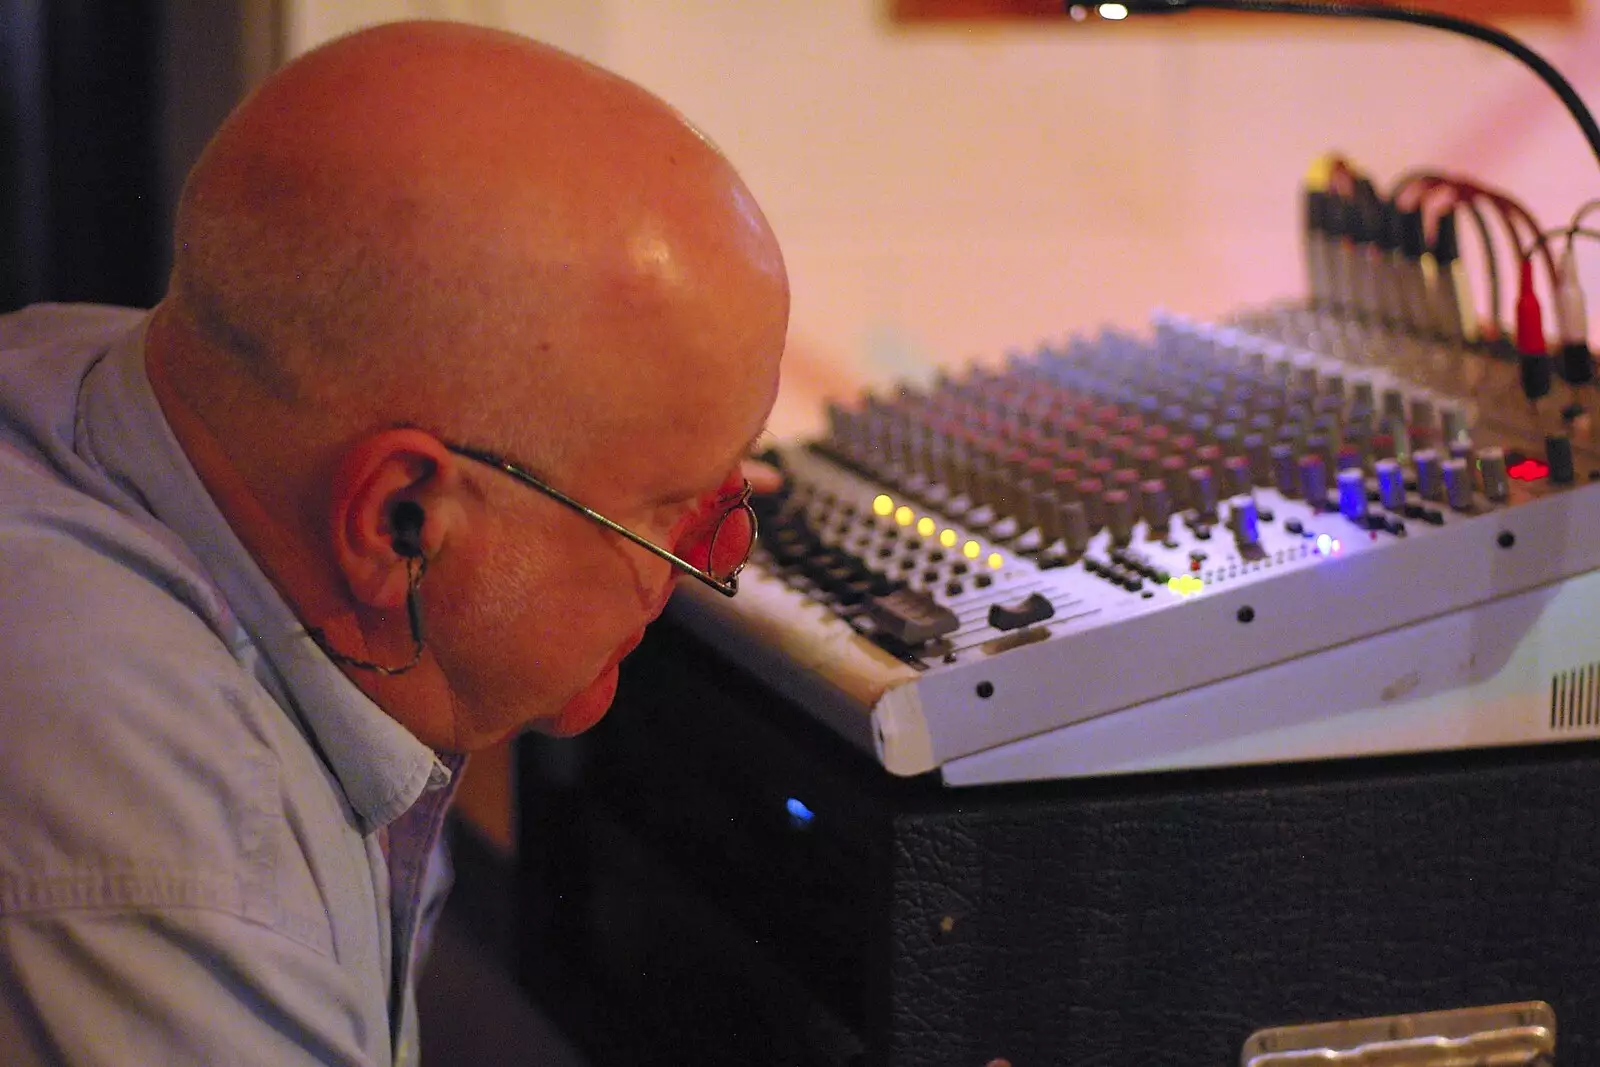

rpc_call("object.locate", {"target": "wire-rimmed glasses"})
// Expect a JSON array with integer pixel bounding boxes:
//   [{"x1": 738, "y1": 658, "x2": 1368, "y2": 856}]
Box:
[{"x1": 445, "y1": 443, "x2": 757, "y2": 596}]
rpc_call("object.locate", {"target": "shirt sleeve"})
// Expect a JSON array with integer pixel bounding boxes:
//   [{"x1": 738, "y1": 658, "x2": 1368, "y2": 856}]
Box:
[
  {"x1": 0, "y1": 908, "x2": 378, "y2": 1067},
  {"x1": 0, "y1": 509, "x2": 395, "y2": 1066}
]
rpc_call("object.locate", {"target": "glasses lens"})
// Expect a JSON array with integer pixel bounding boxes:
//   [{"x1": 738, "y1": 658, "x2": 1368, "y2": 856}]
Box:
[{"x1": 704, "y1": 502, "x2": 757, "y2": 582}]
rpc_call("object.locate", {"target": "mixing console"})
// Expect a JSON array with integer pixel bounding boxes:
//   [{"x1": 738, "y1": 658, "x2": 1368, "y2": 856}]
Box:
[{"x1": 672, "y1": 307, "x2": 1600, "y2": 785}]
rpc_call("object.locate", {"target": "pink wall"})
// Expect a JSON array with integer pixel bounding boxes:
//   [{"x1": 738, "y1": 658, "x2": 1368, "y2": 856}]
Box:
[{"x1": 290, "y1": 1, "x2": 1600, "y2": 438}]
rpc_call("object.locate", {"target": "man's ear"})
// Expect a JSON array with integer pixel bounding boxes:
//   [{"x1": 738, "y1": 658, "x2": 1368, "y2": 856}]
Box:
[{"x1": 329, "y1": 429, "x2": 461, "y2": 609}]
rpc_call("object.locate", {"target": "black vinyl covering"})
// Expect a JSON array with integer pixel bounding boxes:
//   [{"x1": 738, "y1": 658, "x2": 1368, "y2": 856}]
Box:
[{"x1": 517, "y1": 619, "x2": 1600, "y2": 1066}]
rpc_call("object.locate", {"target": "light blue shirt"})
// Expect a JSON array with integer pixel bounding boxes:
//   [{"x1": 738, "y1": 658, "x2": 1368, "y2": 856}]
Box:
[{"x1": 0, "y1": 304, "x2": 458, "y2": 1066}]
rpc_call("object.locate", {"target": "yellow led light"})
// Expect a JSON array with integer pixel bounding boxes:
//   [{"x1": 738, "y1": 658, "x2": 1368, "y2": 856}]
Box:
[
  {"x1": 873, "y1": 494, "x2": 894, "y2": 517},
  {"x1": 940, "y1": 529, "x2": 958, "y2": 548},
  {"x1": 987, "y1": 553, "x2": 1004, "y2": 570},
  {"x1": 1167, "y1": 575, "x2": 1205, "y2": 598},
  {"x1": 917, "y1": 517, "x2": 936, "y2": 537},
  {"x1": 963, "y1": 540, "x2": 982, "y2": 560},
  {"x1": 895, "y1": 506, "x2": 915, "y2": 527}
]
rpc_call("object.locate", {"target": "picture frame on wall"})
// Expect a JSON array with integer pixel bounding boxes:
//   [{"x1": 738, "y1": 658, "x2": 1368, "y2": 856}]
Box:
[{"x1": 891, "y1": 1, "x2": 1578, "y2": 23}]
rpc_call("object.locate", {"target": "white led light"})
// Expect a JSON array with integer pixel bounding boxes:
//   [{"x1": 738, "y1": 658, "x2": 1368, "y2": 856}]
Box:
[{"x1": 1099, "y1": 3, "x2": 1130, "y2": 20}]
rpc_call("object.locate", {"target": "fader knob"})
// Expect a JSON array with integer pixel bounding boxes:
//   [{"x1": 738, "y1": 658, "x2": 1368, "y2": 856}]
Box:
[
  {"x1": 1442, "y1": 457, "x2": 1474, "y2": 511},
  {"x1": 1414, "y1": 448, "x2": 1444, "y2": 500},
  {"x1": 1478, "y1": 446, "x2": 1510, "y2": 503}
]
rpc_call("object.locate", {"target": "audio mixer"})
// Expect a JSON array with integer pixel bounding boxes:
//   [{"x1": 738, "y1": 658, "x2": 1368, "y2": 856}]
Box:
[{"x1": 671, "y1": 307, "x2": 1600, "y2": 785}]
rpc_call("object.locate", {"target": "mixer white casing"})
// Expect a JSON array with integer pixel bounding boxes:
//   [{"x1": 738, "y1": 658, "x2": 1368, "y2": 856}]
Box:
[{"x1": 672, "y1": 310, "x2": 1600, "y2": 786}]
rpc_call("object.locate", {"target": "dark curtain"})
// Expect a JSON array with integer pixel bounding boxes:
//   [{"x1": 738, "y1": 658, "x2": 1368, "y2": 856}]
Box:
[{"x1": 1, "y1": 0, "x2": 163, "y2": 313}]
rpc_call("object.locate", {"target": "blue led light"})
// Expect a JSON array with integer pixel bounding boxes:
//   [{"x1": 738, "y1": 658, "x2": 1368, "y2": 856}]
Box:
[
  {"x1": 1316, "y1": 533, "x2": 1334, "y2": 556},
  {"x1": 785, "y1": 797, "x2": 815, "y2": 829}
]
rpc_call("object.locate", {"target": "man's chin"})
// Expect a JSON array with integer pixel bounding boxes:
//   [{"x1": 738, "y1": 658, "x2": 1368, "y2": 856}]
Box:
[
  {"x1": 538, "y1": 663, "x2": 621, "y2": 738},
  {"x1": 532, "y1": 627, "x2": 651, "y2": 738}
]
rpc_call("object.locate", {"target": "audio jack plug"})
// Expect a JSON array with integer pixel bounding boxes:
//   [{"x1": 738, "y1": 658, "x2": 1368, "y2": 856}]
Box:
[
  {"x1": 1516, "y1": 257, "x2": 1553, "y2": 408},
  {"x1": 1555, "y1": 239, "x2": 1594, "y2": 421}
]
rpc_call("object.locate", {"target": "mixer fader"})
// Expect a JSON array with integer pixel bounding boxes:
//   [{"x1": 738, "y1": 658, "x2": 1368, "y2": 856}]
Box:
[{"x1": 673, "y1": 308, "x2": 1600, "y2": 785}]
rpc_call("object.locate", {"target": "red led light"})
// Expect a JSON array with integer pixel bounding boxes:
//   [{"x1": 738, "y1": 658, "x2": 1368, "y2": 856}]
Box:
[{"x1": 1508, "y1": 458, "x2": 1550, "y2": 482}]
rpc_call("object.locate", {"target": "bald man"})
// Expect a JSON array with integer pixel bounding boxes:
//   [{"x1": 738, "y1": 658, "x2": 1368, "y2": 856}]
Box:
[{"x1": 0, "y1": 21, "x2": 787, "y2": 1067}]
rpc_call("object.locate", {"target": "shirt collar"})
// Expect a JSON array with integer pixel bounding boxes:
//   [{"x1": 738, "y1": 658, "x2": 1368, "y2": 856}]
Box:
[{"x1": 77, "y1": 314, "x2": 451, "y2": 832}]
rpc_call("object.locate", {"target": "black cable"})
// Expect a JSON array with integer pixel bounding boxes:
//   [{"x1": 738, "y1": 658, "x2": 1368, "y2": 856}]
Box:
[
  {"x1": 1547, "y1": 226, "x2": 1600, "y2": 246},
  {"x1": 1093, "y1": 1, "x2": 1600, "y2": 174}
]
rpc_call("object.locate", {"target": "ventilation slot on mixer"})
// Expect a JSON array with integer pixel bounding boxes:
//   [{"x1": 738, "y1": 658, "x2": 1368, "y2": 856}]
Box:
[{"x1": 1549, "y1": 663, "x2": 1600, "y2": 731}]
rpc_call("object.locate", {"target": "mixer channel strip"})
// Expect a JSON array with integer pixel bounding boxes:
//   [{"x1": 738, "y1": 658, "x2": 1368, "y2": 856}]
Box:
[{"x1": 672, "y1": 307, "x2": 1600, "y2": 783}]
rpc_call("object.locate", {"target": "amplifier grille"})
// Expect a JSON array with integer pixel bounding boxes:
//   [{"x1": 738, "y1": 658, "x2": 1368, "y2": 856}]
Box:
[{"x1": 1550, "y1": 663, "x2": 1600, "y2": 731}]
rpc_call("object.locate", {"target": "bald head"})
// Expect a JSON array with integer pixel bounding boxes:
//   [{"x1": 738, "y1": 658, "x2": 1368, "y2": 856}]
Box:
[
  {"x1": 164, "y1": 20, "x2": 787, "y2": 472},
  {"x1": 145, "y1": 21, "x2": 788, "y2": 750}
]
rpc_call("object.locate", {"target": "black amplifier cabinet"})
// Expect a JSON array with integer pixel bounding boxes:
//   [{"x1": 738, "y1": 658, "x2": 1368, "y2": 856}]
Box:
[{"x1": 512, "y1": 619, "x2": 1600, "y2": 1067}]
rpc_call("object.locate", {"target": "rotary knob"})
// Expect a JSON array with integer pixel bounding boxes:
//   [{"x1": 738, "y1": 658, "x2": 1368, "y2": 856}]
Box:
[
  {"x1": 1298, "y1": 454, "x2": 1328, "y2": 507},
  {"x1": 1227, "y1": 494, "x2": 1260, "y2": 547},
  {"x1": 1105, "y1": 489, "x2": 1136, "y2": 547},
  {"x1": 1140, "y1": 478, "x2": 1173, "y2": 538},
  {"x1": 1375, "y1": 458, "x2": 1406, "y2": 512},
  {"x1": 1478, "y1": 446, "x2": 1510, "y2": 503},
  {"x1": 1188, "y1": 466, "x2": 1219, "y2": 520},
  {"x1": 1337, "y1": 467, "x2": 1368, "y2": 523},
  {"x1": 1414, "y1": 448, "x2": 1444, "y2": 501},
  {"x1": 1442, "y1": 456, "x2": 1474, "y2": 512}
]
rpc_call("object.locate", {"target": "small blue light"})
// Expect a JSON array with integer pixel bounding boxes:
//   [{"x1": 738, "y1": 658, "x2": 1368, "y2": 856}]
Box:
[
  {"x1": 1316, "y1": 533, "x2": 1334, "y2": 556},
  {"x1": 785, "y1": 797, "x2": 815, "y2": 829}
]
